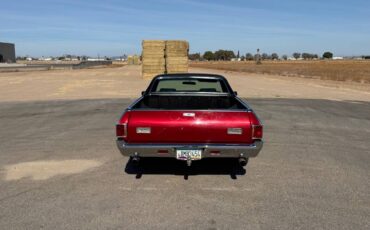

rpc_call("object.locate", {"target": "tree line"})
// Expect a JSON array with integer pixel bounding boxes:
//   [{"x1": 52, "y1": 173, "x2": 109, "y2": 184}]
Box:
[{"x1": 189, "y1": 50, "x2": 336, "y2": 61}]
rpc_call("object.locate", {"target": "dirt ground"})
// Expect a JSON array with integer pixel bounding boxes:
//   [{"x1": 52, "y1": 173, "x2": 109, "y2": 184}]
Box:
[
  {"x1": 191, "y1": 60, "x2": 370, "y2": 83},
  {"x1": 0, "y1": 65, "x2": 369, "y2": 102}
]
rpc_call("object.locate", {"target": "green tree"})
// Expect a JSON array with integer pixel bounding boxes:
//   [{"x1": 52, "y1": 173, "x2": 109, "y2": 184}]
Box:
[
  {"x1": 261, "y1": 53, "x2": 270, "y2": 60},
  {"x1": 245, "y1": 53, "x2": 253, "y2": 61},
  {"x1": 282, "y1": 55, "x2": 288, "y2": 60},
  {"x1": 302, "y1": 53, "x2": 317, "y2": 60},
  {"x1": 189, "y1": 53, "x2": 201, "y2": 61},
  {"x1": 302, "y1": 53, "x2": 310, "y2": 59},
  {"x1": 293, "y1": 53, "x2": 301, "y2": 59},
  {"x1": 214, "y1": 50, "x2": 235, "y2": 61},
  {"x1": 203, "y1": 51, "x2": 215, "y2": 61},
  {"x1": 323, "y1": 52, "x2": 333, "y2": 59},
  {"x1": 271, "y1": 53, "x2": 279, "y2": 60},
  {"x1": 226, "y1": 50, "x2": 236, "y2": 60}
]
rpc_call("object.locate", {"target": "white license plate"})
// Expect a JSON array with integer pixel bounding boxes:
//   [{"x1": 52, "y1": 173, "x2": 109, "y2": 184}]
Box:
[{"x1": 176, "y1": 150, "x2": 202, "y2": 161}]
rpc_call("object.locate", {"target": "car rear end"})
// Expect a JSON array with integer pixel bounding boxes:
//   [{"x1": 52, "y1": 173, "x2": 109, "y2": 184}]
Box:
[
  {"x1": 116, "y1": 109, "x2": 263, "y2": 166},
  {"x1": 116, "y1": 74, "x2": 263, "y2": 166}
]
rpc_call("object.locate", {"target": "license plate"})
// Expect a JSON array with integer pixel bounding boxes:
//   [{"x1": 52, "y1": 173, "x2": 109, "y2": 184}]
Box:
[{"x1": 176, "y1": 149, "x2": 202, "y2": 161}]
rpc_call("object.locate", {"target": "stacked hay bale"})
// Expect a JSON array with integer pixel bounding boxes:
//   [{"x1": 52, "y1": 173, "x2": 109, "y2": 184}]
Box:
[
  {"x1": 165, "y1": 40, "x2": 189, "y2": 74},
  {"x1": 141, "y1": 40, "x2": 166, "y2": 79},
  {"x1": 141, "y1": 40, "x2": 189, "y2": 79},
  {"x1": 127, "y1": 56, "x2": 133, "y2": 65},
  {"x1": 127, "y1": 55, "x2": 140, "y2": 65}
]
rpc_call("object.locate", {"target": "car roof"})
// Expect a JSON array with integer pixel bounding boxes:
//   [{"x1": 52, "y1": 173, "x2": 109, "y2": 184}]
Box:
[{"x1": 153, "y1": 73, "x2": 227, "y2": 81}]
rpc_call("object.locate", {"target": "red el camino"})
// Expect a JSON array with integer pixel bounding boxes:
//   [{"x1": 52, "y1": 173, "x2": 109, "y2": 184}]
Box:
[{"x1": 116, "y1": 74, "x2": 263, "y2": 166}]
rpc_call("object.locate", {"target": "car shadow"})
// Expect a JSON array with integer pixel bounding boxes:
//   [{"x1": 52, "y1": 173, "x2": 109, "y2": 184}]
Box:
[{"x1": 124, "y1": 157, "x2": 247, "y2": 180}]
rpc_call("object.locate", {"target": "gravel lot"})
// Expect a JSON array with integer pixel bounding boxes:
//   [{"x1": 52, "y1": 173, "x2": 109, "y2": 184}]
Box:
[{"x1": 0, "y1": 66, "x2": 369, "y2": 229}]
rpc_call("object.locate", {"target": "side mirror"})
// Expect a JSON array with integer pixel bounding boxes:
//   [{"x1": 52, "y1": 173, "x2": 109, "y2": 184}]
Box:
[
  {"x1": 234, "y1": 91, "x2": 238, "y2": 96},
  {"x1": 141, "y1": 91, "x2": 146, "y2": 96}
]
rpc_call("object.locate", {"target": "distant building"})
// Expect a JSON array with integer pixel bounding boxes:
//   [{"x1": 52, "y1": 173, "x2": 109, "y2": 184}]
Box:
[
  {"x1": 333, "y1": 57, "x2": 344, "y2": 60},
  {"x1": 288, "y1": 57, "x2": 304, "y2": 61},
  {"x1": 87, "y1": 58, "x2": 106, "y2": 61},
  {"x1": 0, "y1": 42, "x2": 16, "y2": 63},
  {"x1": 38, "y1": 57, "x2": 53, "y2": 61}
]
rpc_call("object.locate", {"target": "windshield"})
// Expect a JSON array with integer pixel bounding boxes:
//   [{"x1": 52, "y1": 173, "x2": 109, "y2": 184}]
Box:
[{"x1": 152, "y1": 78, "x2": 228, "y2": 93}]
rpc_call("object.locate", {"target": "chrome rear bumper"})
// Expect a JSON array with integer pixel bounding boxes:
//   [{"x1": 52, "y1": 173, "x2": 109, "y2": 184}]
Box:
[{"x1": 116, "y1": 140, "x2": 263, "y2": 158}]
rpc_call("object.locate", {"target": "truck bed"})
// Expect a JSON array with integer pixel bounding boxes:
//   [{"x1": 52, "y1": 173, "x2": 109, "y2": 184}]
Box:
[{"x1": 132, "y1": 95, "x2": 247, "y2": 110}]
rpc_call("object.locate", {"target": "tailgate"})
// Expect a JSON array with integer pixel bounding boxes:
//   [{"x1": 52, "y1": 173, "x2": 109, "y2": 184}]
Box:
[{"x1": 127, "y1": 111, "x2": 253, "y2": 144}]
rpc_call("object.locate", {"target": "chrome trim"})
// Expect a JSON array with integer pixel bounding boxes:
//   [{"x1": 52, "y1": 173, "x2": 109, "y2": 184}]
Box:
[
  {"x1": 128, "y1": 109, "x2": 249, "y2": 112},
  {"x1": 127, "y1": 96, "x2": 144, "y2": 110},
  {"x1": 148, "y1": 92, "x2": 230, "y2": 97},
  {"x1": 235, "y1": 97, "x2": 252, "y2": 111},
  {"x1": 116, "y1": 140, "x2": 263, "y2": 158},
  {"x1": 123, "y1": 124, "x2": 127, "y2": 138},
  {"x1": 147, "y1": 74, "x2": 234, "y2": 95}
]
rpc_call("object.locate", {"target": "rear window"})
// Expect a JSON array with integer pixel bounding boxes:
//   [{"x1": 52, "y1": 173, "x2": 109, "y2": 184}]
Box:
[{"x1": 152, "y1": 78, "x2": 228, "y2": 93}]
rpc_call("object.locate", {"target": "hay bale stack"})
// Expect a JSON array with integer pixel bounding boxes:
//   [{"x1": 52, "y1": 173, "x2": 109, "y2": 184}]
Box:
[
  {"x1": 127, "y1": 55, "x2": 140, "y2": 65},
  {"x1": 165, "y1": 40, "x2": 189, "y2": 74},
  {"x1": 142, "y1": 40, "x2": 166, "y2": 79},
  {"x1": 127, "y1": 56, "x2": 134, "y2": 65},
  {"x1": 133, "y1": 55, "x2": 140, "y2": 65},
  {"x1": 142, "y1": 40, "x2": 189, "y2": 79}
]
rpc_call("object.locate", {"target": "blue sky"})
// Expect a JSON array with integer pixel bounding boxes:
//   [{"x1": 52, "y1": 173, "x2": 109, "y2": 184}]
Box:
[{"x1": 1, "y1": 0, "x2": 370, "y2": 57}]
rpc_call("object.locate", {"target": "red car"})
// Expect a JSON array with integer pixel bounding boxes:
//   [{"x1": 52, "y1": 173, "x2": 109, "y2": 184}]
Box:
[{"x1": 116, "y1": 74, "x2": 263, "y2": 166}]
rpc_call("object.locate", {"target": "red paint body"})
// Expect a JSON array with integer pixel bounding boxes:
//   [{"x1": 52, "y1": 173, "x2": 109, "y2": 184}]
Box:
[
  {"x1": 124, "y1": 111, "x2": 254, "y2": 144},
  {"x1": 116, "y1": 74, "x2": 263, "y2": 149}
]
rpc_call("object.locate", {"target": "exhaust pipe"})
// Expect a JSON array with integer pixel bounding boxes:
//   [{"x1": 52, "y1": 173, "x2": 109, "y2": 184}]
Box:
[
  {"x1": 132, "y1": 157, "x2": 140, "y2": 165},
  {"x1": 239, "y1": 158, "x2": 248, "y2": 167},
  {"x1": 131, "y1": 155, "x2": 140, "y2": 165}
]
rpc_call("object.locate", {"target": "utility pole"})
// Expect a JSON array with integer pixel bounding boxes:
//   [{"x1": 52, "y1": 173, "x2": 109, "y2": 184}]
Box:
[{"x1": 256, "y1": 48, "x2": 262, "y2": 65}]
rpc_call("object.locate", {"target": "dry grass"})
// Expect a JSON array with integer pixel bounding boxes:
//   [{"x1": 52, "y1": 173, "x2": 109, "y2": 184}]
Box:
[{"x1": 190, "y1": 60, "x2": 370, "y2": 83}]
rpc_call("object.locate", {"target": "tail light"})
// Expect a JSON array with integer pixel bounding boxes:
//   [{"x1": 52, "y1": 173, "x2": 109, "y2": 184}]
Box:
[
  {"x1": 116, "y1": 124, "x2": 127, "y2": 138},
  {"x1": 248, "y1": 112, "x2": 263, "y2": 140},
  {"x1": 252, "y1": 125, "x2": 263, "y2": 140},
  {"x1": 116, "y1": 111, "x2": 130, "y2": 140}
]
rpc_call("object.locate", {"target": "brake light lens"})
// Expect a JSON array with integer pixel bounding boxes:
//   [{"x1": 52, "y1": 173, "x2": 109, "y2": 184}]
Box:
[
  {"x1": 116, "y1": 111, "x2": 130, "y2": 139},
  {"x1": 252, "y1": 125, "x2": 263, "y2": 139},
  {"x1": 116, "y1": 124, "x2": 127, "y2": 137},
  {"x1": 248, "y1": 112, "x2": 263, "y2": 140}
]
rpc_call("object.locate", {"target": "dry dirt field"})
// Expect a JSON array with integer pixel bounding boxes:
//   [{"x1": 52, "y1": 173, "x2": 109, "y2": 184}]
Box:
[
  {"x1": 190, "y1": 60, "x2": 370, "y2": 83},
  {"x1": 0, "y1": 65, "x2": 369, "y2": 102},
  {"x1": 0, "y1": 66, "x2": 369, "y2": 229}
]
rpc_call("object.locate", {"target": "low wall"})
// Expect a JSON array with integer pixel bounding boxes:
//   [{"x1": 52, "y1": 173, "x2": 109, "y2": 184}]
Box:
[{"x1": 0, "y1": 61, "x2": 112, "y2": 73}]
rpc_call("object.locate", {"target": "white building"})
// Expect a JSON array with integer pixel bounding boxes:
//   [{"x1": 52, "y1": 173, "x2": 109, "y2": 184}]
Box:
[{"x1": 87, "y1": 58, "x2": 105, "y2": 61}]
